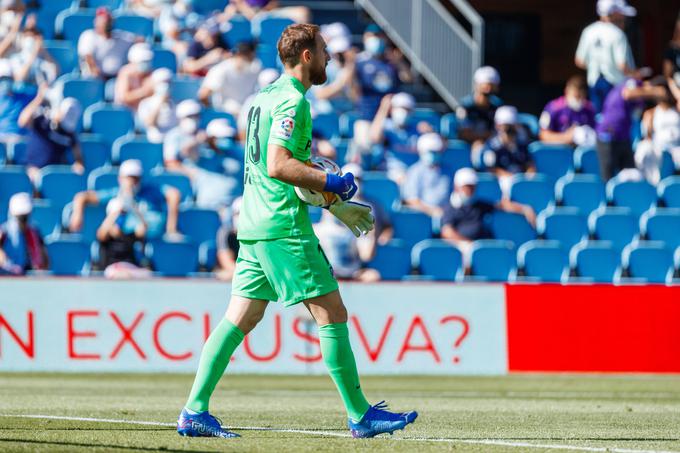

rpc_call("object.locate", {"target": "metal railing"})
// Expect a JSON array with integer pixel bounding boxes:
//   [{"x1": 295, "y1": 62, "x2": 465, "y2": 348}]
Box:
[{"x1": 355, "y1": 0, "x2": 483, "y2": 108}]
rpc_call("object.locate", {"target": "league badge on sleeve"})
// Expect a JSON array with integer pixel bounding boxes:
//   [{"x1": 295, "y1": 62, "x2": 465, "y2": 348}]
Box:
[{"x1": 275, "y1": 117, "x2": 295, "y2": 140}]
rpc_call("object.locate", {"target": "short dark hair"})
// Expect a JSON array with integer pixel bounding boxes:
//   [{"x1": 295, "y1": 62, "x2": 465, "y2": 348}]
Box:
[
  {"x1": 277, "y1": 23, "x2": 320, "y2": 67},
  {"x1": 566, "y1": 75, "x2": 587, "y2": 92}
]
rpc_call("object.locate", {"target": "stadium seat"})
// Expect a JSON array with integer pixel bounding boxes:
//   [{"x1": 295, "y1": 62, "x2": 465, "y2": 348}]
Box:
[
  {"x1": 86, "y1": 0, "x2": 124, "y2": 9},
  {"x1": 529, "y1": 142, "x2": 574, "y2": 180},
  {"x1": 622, "y1": 241, "x2": 674, "y2": 284},
  {"x1": 442, "y1": 141, "x2": 472, "y2": 173},
  {"x1": 149, "y1": 171, "x2": 193, "y2": 203},
  {"x1": 555, "y1": 174, "x2": 605, "y2": 216},
  {"x1": 177, "y1": 208, "x2": 221, "y2": 245},
  {"x1": 660, "y1": 151, "x2": 675, "y2": 181},
  {"x1": 333, "y1": 140, "x2": 349, "y2": 166},
  {"x1": 8, "y1": 140, "x2": 27, "y2": 165},
  {"x1": 198, "y1": 240, "x2": 217, "y2": 271},
  {"x1": 0, "y1": 142, "x2": 5, "y2": 165},
  {"x1": 411, "y1": 239, "x2": 463, "y2": 281},
  {"x1": 362, "y1": 172, "x2": 400, "y2": 214},
  {"x1": 62, "y1": 203, "x2": 107, "y2": 243},
  {"x1": 113, "y1": 13, "x2": 154, "y2": 38},
  {"x1": 152, "y1": 47, "x2": 178, "y2": 73},
  {"x1": 170, "y1": 77, "x2": 203, "y2": 103},
  {"x1": 257, "y1": 17, "x2": 294, "y2": 46},
  {"x1": 658, "y1": 176, "x2": 680, "y2": 208},
  {"x1": 339, "y1": 111, "x2": 360, "y2": 138},
  {"x1": 474, "y1": 173, "x2": 502, "y2": 204},
  {"x1": 79, "y1": 134, "x2": 111, "y2": 173},
  {"x1": 190, "y1": 0, "x2": 227, "y2": 14},
  {"x1": 36, "y1": 8, "x2": 59, "y2": 40},
  {"x1": 83, "y1": 103, "x2": 135, "y2": 145},
  {"x1": 223, "y1": 17, "x2": 253, "y2": 46},
  {"x1": 509, "y1": 173, "x2": 554, "y2": 214},
  {"x1": 440, "y1": 112, "x2": 457, "y2": 139},
  {"x1": 44, "y1": 40, "x2": 78, "y2": 76},
  {"x1": 313, "y1": 112, "x2": 340, "y2": 139},
  {"x1": 308, "y1": 206, "x2": 322, "y2": 223},
  {"x1": 489, "y1": 211, "x2": 536, "y2": 247},
  {"x1": 408, "y1": 108, "x2": 440, "y2": 133},
  {"x1": 640, "y1": 208, "x2": 680, "y2": 250},
  {"x1": 104, "y1": 77, "x2": 116, "y2": 102},
  {"x1": 38, "y1": 166, "x2": 87, "y2": 210},
  {"x1": 367, "y1": 240, "x2": 412, "y2": 280},
  {"x1": 517, "y1": 240, "x2": 569, "y2": 283},
  {"x1": 43, "y1": 0, "x2": 76, "y2": 11},
  {"x1": 573, "y1": 146, "x2": 600, "y2": 175},
  {"x1": 0, "y1": 167, "x2": 31, "y2": 206},
  {"x1": 517, "y1": 112, "x2": 539, "y2": 137},
  {"x1": 537, "y1": 206, "x2": 588, "y2": 249},
  {"x1": 589, "y1": 207, "x2": 639, "y2": 252},
  {"x1": 46, "y1": 236, "x2": 92, "y2": 276},
  {"x1": 606, "y1": 177, "x2": 657, "y2": 216},
  {"x1": 111, "y1": 137, "x2": 163, "y2": 174},
  {"x1": 570, "y1": 241, "x2": 620, "y2": 283},
  {"x1": 391, "y1": 209, "x2": 433, "y2": 247},
  {"x1": 88, "y1": 167, "x2": 119, "y2": 191},
  {"x1": 199, "y1": 109, "x2": 237, "y2": 130},
  {"x1": 469, "y1": 239, "x2": 516, "y2": 282},
  {"x1": 256, "y1": 44, "x2": 280, "y2": 69},
  {"x1": 31, "y1": 200, "x2": 60, "y2": 238},
  {"x1": 146, "y1": 239, "x2": 200, "y2": 277},
  {"x1": 390, "y1": 150, "x2": 419, "y2": 168},
  {"x1": 61, "y1": 76, "x2": 105, "y2": 112},
  {"x1": 56, "y1": 9, "x2": 96, "y2": 44}
]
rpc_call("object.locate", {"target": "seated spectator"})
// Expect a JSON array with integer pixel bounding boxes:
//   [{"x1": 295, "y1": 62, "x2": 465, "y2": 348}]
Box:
[
  {"x1": 6, "y1": 18, "x2": 57, "y2": 89},
  {"x1": 69, "y1": 159, "x2": 180, "y2": 239},
  {"x1": 402, "y1": 133, "x2": 452, "y2": 218},
  {"x1": 182, "y1": 20, "x2": 228, "y2": 76},
  {"x1": 138, "y1": 68, "x2": 178, "y2": 143},
  {"x1": 0, "y1": 192, "x2": 48, "y2": 275},
  {"x1": 114, "y1": 43, "x2": 155, "y2": 111},
  {"x1": 441, "y1": 168, "x2": 535, "y2": 265},
  {"x1": 539, "y1": 75, "x2": 597, "y2": 147},
  {"x1": 481, "y1": 105, "x2": 535, "y2": 194},
  {"x1": 198, "y1": 42, "x2": 261, "y2": 116},
  {"x1": 308, "y1": 30, "x2": 357, "y2": 115},
  {"x1": 78, "y1": 7, "x2": 135, "y2": 80},
  {"x1": 221, "y1": 0, "x2": 311, "y2": 24},
  {"x1": 342, "y1": 163, "x2": 393, "y2": 245},
  {"x1": 205, "y1": 117, "x2": 242, "y2": 174},
  {"x1": 0, "y1": 58, "x2": 32, "y2": 140},
  {"x1": 663, "y1": 14, "x2": 680, "y2": 108},
  {"x1": 237, "y1": 68, "x2": 279, "y2": 140},
  {"x1": 18, "y1": 84, "x2": 83, "y2": 183},
  {"x1": 0, "y1": 0, "x2": 24, "y2": 40},
  {"x1": 457, "y1": 66, "x2": 503, "y2": 150},
  {"x1": 215, "y1": 197, "x2": 241, "y2": 281},
  {"x1": 126, "y1": 0, "x2": 164, "y2": 18},
  {"x1": 370, "y1": 92, "x2": 433, "y2": 154}
]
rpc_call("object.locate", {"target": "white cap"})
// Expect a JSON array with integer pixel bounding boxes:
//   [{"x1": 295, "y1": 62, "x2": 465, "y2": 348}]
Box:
[
  {"x1": 474, "y1": 66, "x2": 501, "y2": 85},
  {"x1": 454, "y1": 168, "x2": 478, "y2": 187},
  {"x1": 0, "y1": 59, "x2": 12, "y2": 78},
  {"x1": 128, "y1": 43, "x2": 153, "y2": 63},
  {"x1": 321, "y1": 22, "x2": 350, "y2": 41},
  {"x1": 58, "y1": 97, "x2": 82, "y2": 133},
  {"x1": 119, "y1": 159, "x2": 143, "y2": 177},
  {"x1": 391, "y1": 92, "x2": 415, "y2": 110},
  {"x1": 328, "y1": 36, "x2": 351, "y2": 54},
  {"x1": 494, "y1": 105, "x2": 518, "y2": 126},
  {"x1": 206, "y1": 118, "x2": 235, "y2": 138},
  {"x1": 176, "y1": 99, "x2": 201, "y2": 118},
  {"x1": 341, "y1": 163, "x2": 363, "y2": 179},
  {"x1": 597, "y1": 0, "x2": 636, "y2": 17},
  {"x1": 258, "y1": 68, "x2": 279, "y2": 88},
  {"x1": 9, "y1": 192, "x2": 32, "y2": 217},
  {"x1": 417, "y1": 132, "x2": 444, "y2": 154},
  {"x1": 151, "y1": 67, "x2": 172, "y2": 83}
]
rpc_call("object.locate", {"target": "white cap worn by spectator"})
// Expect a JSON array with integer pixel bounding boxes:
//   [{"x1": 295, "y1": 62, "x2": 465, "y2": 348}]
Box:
[
  {"x1": 391, "y1": 92, "x2": 416, "y2": 110},
  {"x1": 454, "y1": 167, "x2": 478, "y2": 187},
  {"x1": 151, "y1": 67, "x2": 172, "y2": 84},
  {"x1": 176, "y1": 99, "x2": 201, "y2": 119},
  {"x1": 119, "y1": 159, "x2": 143, "y2": 178},
  {"x1": 328, "y1": 36, "x2": 351, "y2": 54},
  {"x1": 494, "y1": 105, "x2": 518, "y2": 126},
  {"x1": 9, "y1": 192, "x2": 32, "y2": 217},
  {"x1": 257, "y1": 69, "x2": 279, "y2": 89},
  {"x1": 57, "y1": 98, "x2": 82, "y2": 133},
  {"x1": 597, "y1": 0, "x2": 636, "y2": 17},
  {"x1": 341, "y1": 163, "x2": 363, "y2": 179},
  {"x1": 206, "y1": 118, "x2": 235, "y2": 138},
  {"x1": 321, "y1": 22, "x2": 350, "y2": 42},
  {"x1": 474, "y1": 66, "x2": 501, "y2": 86},
  {"x1": 417, "y1": 132, "x2": 444, "y2": 155},
  {"x1": 128, "y1": 43, "x2": 154, "y2": 64}
]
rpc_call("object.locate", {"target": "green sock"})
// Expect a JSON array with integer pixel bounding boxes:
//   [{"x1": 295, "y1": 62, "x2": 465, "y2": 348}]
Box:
[
  {"x1": 319, "y1": 323, "x2": 371, "y2": 421},
  {"x1": 185, "y1": 318, "x2": 244, "y2": 412}
]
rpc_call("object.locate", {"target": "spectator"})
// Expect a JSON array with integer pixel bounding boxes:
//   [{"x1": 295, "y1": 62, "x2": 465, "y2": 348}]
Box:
[
  {"x1": 215, "y1": 197, "x2": 241, "y2": 281},
  {"x1": 126, "y1": 0, "x2": 164, "y2": 18},
  {"x1": 456, "y1": 66, "x2": 503, "y2": 150},
  {"x1": 308, "y1": 30, "x2": 357, "y2": 114},
  {"x1": 221, "y1": 0, "x2": 311, "y2": 24},
  {"x1": 539, "y1": 75, "x2": 597, "y2": 147},
  {"x1": 8, "y1": 22, "x2": 57, "y2": 89},
  {"x1": 69, "y1": 159, "x2": 180, "y2": 238},
  {"x1": 0, "y1": 0, "x2": 24, "y2": 39},
  {"x1": 18, "y1": 84, "x2": 83, "y2": 183},
  {"x1": 575, "y1": 0, "x2": 637, "y2": 112},
  {"x1": 114, "y1": 42, "x2": 155, "y2": 111},
  {"x1": 481, "y1": 105, "x2": 535, "y2": 194},
  {"x1": 596, "y1": 76, "x2": 668, "y2": 181},
  {"x1": 342, "y1": 163, "x2": 393, "y2": 245},
  {"x1": 78, "y1": 7, "x2": 135, "y2": 80},
  {"x1": 402, "y1": 133, "x2": 452, "y2": 218},
  {"x1": 441, "y1": 168, "x2": 535, "y2": 265},
  {"x1": 663, "y1": 14, "x2": 680, "y2": 109},
  {"x1": 158, "y1": 0, "x2": 202, "y2": 66},
  {"x1": 0, "y1": 58, "x2": 33, "y2": 140},
  {"x1": 370, "y1": 92, "x2": 433, "y2": 154},
  {"x1": 198, "y1": 41, "x2": 262, "y2": 116},
  {"x1": 237, "y1": 68, "x2": 279, "y2": 140},
  {"x1": 0, "y1": 192, "x2": 48, "y2": 275},
  {"x1": 182, "y1": 20, "x2": 228, "y2": 76},
  {"x1": 138, "y1": 68, "x2": 178, "y2": 143}
]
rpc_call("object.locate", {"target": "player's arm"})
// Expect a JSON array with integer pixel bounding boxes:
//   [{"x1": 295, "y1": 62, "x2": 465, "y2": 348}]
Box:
[{"x1": 267, "y1": 144, "x2": 327, "y2": 191}]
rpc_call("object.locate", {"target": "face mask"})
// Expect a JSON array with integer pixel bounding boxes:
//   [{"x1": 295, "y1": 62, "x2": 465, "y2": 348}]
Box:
[
  {"x1": 421, "y1": 150, "x2": 442, "y2": 166},
  {"x1": 364, "y1": 36, "x2": 385, "y2": 56},
  {"x1": 450, "y1": 191, "x2": 472, "y2": 208},
  {"x1": 566, "y1": 96, "x2": 584, "y2": 112},
  {"x1": 180, "y1": 117, "x2": 198, "y2": 134},
  {"x1": 155, "y1": 82, "x2": 170, "y2": 96},
  {"x1": 391, "y1": 108, "x2": 409, "y2": 128},
  {"x1": 137, "y1": 61, "x2": 152, "y2": 73}
]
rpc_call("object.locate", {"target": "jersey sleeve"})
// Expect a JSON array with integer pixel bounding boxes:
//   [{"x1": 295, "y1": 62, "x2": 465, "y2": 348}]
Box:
[{"x1": 267, "y1": 94, "x2": 309, "y2": 158}]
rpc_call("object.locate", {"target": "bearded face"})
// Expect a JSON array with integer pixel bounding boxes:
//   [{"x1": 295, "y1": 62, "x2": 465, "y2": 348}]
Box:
[{"x1": 308, "y1": 35, "x2": 330, "y2": 86}]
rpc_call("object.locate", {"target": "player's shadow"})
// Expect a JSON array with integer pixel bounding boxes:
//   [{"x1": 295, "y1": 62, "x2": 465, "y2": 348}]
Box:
[{"x1": 0, "y1": 437, "x2": 215, "y2": 453}]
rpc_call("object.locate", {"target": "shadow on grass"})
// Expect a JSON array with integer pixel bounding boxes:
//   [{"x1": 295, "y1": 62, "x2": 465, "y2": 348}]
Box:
[{"x1": 0, "y1": 437, "x2": 216, "y2": 452}]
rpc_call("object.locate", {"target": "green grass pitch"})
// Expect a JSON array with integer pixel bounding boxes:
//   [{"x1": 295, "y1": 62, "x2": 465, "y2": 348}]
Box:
[{"x1": 0, "y1": 373, "x2": 679, "y2": 452}]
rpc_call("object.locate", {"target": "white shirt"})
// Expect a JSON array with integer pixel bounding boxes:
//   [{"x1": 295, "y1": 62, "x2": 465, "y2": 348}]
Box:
[
  {"x1": 576, "y1": 21, "x2": 634, "y2": 86},
  {"x1": 202, "y1": 57, "x2": 262, "y2": 112},
  {"x1": 138, "y1": 94, "x2": 178, "y2": 143},
  {"x1": 77, "y1": 29, "x2": 134, "y2": 78},
  {"x1": 651, "y1": 105, "x2": 680, "y2": 151}
]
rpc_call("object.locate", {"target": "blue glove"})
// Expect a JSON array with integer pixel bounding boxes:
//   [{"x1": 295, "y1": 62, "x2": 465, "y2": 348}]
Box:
[{"x1": 324, "y1": 172, "x2": 357, "y2": 202}]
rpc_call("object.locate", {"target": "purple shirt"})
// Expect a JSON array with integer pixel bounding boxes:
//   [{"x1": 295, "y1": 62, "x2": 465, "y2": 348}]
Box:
[
  {"x1": 540, "y1": 96, "x2": 596, "y2": 133},
  {"x1": 245, "y1": 0, "x2": 270, "y2": 7},
  {"x1": 596, "y1": 79, "x2": 644, "y2": 142}
]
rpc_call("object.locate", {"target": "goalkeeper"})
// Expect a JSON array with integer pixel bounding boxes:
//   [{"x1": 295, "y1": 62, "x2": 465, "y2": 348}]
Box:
[{"x1": 177, "y1": 24, "x2": 418, "y2": 439}]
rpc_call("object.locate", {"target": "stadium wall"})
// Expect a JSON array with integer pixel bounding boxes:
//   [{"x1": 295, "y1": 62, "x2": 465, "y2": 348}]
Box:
[{"x1": 0, "y1": 280, "x2": 678, "y2": 374}]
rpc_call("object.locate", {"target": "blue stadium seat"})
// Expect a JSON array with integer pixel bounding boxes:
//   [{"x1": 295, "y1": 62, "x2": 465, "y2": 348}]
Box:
[
  {"x1": 555, "y1": 174, "x2": 605, "y2": 216},
  {"x1": 105, "y1": 77, "x2": 116, "y2": 102},
  {"x1": 152, "y1": 47, "x2": 177, "y2": 73},
  {"x1": 509, "y1": 173, "x2": 554, "y2": 214},
  {"x1": 8, "y1": 140, "x2": 27, "y2": 165},
  {"x1": 440, "y1": 112, "x2": 457, "y2": 139},
  {"x1": 56, "y1": 9, "x2": 96, "y2": 44},
  {"x1": 46, "y1": 236, "x2": 91, "y2": 276},
  {"x1": 469, "y1": 239, "x2": 516, "y2": 282},
  {"x1": 199, "y1": 109, "x2": 237, "y2": 130},
  {"x1": 489, "y1": 210, "x2": 537, "y2": 247},
  {"x1": 606, "y1": 177, "x2": 657, "y2": 216},
  {"x1": 198, "y1": 240, "x2": 217, "y2": 271},
  {"x1": 0, "y1": 142, "x2": 5, "y2": 165},
  {"x1": 43, "y1": 0, "x2": 77, "y2": 11},
  {"x1": 79, "y1": 134, "x2": 111, "y2": 173},
  {"x1": 36, "y1": 8, "x2": 59, "y2": 40},
  {"x1": 31, "y1": 200, "x2": 60, "y2": 238},
  {"x1": 411, "y1": 239, "x2": 463, "y2": 281},
  {"x1": 113, "y1": 13, "x2": 154, "y2": 38},
  {"x1": 573, "y1": 146, "x2": 600, "y2": 175},
  {"x1": 570, "y1": 241, "x2": 620, "y2": 283},
  {"x1": 146, "y1": 239, "x2": 199, "y2": 277},
  {"x1": 256, "y1": 44, "x2": 280, "y2": 69},
  {"x1": 622, "y1": 241, "x2": 674, "y2": 284},
  {"x1": 529, "y1": 142, "x2": 574, "y2": 181},
  {"x1": 223, "y1": 17, "x2": 253, "y2": 46},
  {"x1": 362, "y1": 172, "x2": 400, "y2": 214},
  {"x1": 44, "y1": 40, "x2": 78, "y2": 76},
  {"x1": 308, "y1": 206, "x2": 322, "y2": 223},
  {"x1": 191, "y1": 0, "x2": 227, "y2": 14},
  {"x1": 442, "y1": 141, "x2": 472, "y2": 173},
  {"x1": 178, "y1": 208, "x2": 221, "y2": 245},
  {"x1": 257, "y1": 17, "x2": 294, "y2": 46},
  {"x1": 408, "y1": 108, "x2": 440, "y2": 133},
  {"x1": 367, "y1": 240, "x2": 411, "y2": 280},
  {"x1": 150, "y1": 171, "x2": 193, "y2": 202},
  {"x1": 589, "y1": 207, "x2": 639, "y2": 252},
  {"x1": 313, "y1": 112, "x2": 340, "y2": 139},
  {"x1": 640, "y1": 208, "x2": 680, "y2": 250},
  {"x1": 88, "y1": 167, "x2": 119, "y2": 191},
  {"x1": 86, "y1": 0, "x2": 124, "y2": 9},
  {"x1": 658, "y1": 176, "x2": 680, "y2": 208},
  {"x1": 333, "y1": 140, "x2": 349, "y2": 166},
  {"x1": 171, "y1": 77, "x2": 203, "y2": 103},
  {"x1": 83, "y1": 103, "x2": 135, "y2": 145},
  {"x1": 38, "y1": 166, "x2": 87, "y2": 210},
  {"x1": 660, "y1": 151, "x2": 675, "y2": 181},
  {"x1": 339, "y1": 111, "x2": 360, "y2": 138},
  {"x1": 112, "y1": 137, "x2": 163, "y2": 174},
  {"x1": 518, "y1": 112, "x2": 539, "y2": 137},
  {"x1": 391, "y1": 209, "x2": 433, "y2": 247},
  {"x1": 0, "y1": 167, "x2": 31, "y2": 206},
  {"x1": 517, "y1": 240, "x2": 568, "y2": 283},
  {"x1": 61, "y1": 76, "x2": 105, "y2": 112},
  {"x1": 62, "y1": 202, "x2": 106, "y2": 242},
  {"x1": 474, "y1": 172, "x2": 502, "y2": 204},
  {"x1": 537, "y1": 206, "x2": 588, "y2": 249}
]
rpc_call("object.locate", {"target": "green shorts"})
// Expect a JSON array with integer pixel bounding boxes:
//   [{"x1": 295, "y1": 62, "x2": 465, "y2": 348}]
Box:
[{"x1": 231, "y1": 234, "x2": 339, "y2": 306}]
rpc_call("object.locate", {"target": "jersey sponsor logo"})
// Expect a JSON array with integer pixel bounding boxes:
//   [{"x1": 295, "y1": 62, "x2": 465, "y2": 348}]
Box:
[{"x1": 275, "y1": 117, "x2": 295, "y2": 140}]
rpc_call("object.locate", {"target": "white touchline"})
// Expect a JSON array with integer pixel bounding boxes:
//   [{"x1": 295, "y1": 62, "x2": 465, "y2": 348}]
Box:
[{"x1": 0, "y1": 414, "x2": 677, "y2": 453}]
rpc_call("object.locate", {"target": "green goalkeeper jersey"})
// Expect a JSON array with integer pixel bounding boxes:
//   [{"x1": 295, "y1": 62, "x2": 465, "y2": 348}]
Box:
[{"x1": 237, "y1": 74, "x2": 314, "y2": 240}]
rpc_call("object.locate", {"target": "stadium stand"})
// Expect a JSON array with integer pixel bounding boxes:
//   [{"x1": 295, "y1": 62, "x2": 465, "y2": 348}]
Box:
[
  {"x1": 469, "y1": 240, "x2": 516, "y2": 282},
  {"x1": 411, "y1": 239, "x2": 464, "y2": 282}
]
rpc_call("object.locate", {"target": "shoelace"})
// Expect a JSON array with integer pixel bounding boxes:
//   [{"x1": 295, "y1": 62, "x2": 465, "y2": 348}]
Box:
[
  {"x1": 206, "y1": 413, "x2": 225, "y2": 429},
  {"x1": 372, "y1": 400, "x2": 389, "y2": 411}
]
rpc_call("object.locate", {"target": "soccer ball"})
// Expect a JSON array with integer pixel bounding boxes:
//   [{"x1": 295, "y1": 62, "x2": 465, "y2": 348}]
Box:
[{"x1": 295, "y1": 156, "x2": 342, "y2": 208}]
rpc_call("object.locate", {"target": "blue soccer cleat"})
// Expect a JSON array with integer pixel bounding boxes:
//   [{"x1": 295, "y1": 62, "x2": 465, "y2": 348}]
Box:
[
  {"x1": 348, "y1": 401, "x2": 418, "y2": 438},
  {"x1": 177, "y1": 408, "x2": 241, "y2": 438}
]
